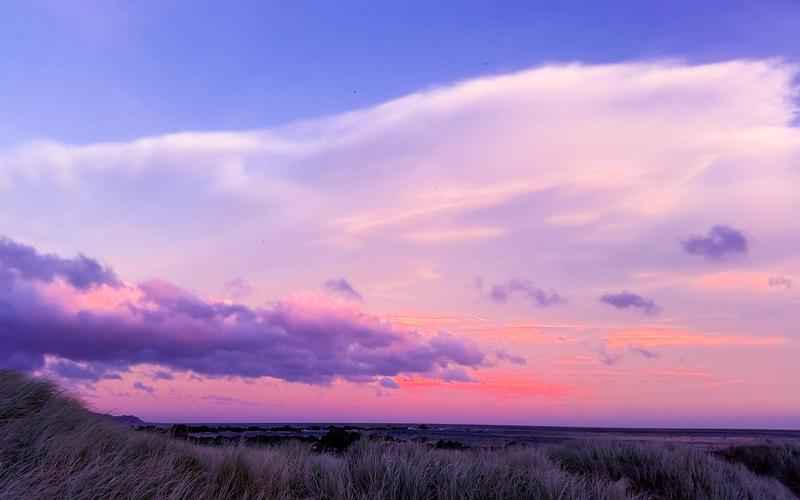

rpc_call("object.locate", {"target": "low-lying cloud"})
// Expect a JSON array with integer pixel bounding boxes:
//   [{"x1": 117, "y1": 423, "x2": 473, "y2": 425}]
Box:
[{"x1": 0, "y1": 237, "x2": 493, "y2": 386}]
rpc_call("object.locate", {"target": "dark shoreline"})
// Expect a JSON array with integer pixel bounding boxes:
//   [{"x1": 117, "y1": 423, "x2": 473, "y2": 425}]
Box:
[{"x1": 132, "y1": 422, "x2": 800, "y2": 449}]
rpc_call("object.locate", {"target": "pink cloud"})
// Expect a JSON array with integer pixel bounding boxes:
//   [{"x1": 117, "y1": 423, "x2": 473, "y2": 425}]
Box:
[{"x1": 0, "y1": 237, "x2": 500, "y2": 385}]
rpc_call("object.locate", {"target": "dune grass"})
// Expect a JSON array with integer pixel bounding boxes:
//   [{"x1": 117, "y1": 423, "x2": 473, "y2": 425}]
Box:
[
  {"x1": 0, "y1": 370, "x2": 796, "y2": 500},
  {"x1": 551, "y1": 440, "x2": 795, "y2": 499},
  {"x1": 716, "y1": 444, "x2": 800, "y2": 497}
]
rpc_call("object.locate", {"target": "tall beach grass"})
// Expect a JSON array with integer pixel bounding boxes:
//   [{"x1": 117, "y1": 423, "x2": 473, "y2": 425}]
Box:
[{"x1": 0, "y1": 370, "x2": 796, "y2": 500}]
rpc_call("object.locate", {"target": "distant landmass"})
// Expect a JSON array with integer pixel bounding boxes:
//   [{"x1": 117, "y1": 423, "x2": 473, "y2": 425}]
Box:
[{"x1": 91, "y1": 412, "x2": 145, "y2": 426}]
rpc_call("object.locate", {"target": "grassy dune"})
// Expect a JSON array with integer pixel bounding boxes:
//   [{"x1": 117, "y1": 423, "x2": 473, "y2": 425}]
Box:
[{"x1": 0, "y1": 371, "x2": 797, "y2": 500}]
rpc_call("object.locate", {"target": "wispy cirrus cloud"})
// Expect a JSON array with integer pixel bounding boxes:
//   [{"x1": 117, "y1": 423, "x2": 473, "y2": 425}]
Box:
[
  {"x1": 3, "y1": 60, "x2": 796, "y2": 261},
  {"x1": 202, "y1": 395, "x2": 256, "y2": 406},
  {"x1": 402, "y1": 226, "x2": 506, "y2": 244},
  {"x1": 606, "y1": 329, "x2": 786, "y2": 348}
]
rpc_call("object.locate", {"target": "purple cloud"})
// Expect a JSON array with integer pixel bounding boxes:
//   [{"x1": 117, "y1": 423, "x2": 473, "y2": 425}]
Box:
[
  {"x1": 592, "y1": 343, "x2": 659, "y2": 366},
  {"x1": 629, "y1": 346, "x2": 659, "y2": 359},
  {"x1": 495, "y1": 350, "x2": 527, "y2": 366},
  {"x1": 768, "y1": 276, "x2": 792, "y2": 289},
  {"x1": 596, "y1": 347, "x2": 624, "y2": 366},
  {"x1": 49, "y1": 359, "x2": 122, "y2": 382},
  {"x1": 152, "y1": 370, "x2": 174, "y2": 380},
  {"x1": 0, "y1": 236, "x2": 119, "y2": 290},
  {"x1": 379, "y1": 378, "x2": 400, "y2": 389},
  {"x1": 600, "y1": 291, "x2": 660, "y2": 315},
  {"x1": 681, "y1": 225, "x2": 748, "y2": 260},
  {"x1": 133, "y1": 381, "x2": 155, "y2": 394},
  {"x1": 323, "y1": 278, "x2": 363, "y2": 301},
  {"x1": 486, "y1": 279, "x2": 565, "y2": 307},
  {"x1": 439, "y1": 367, "x2": 476, "y2": 383},
  {"x1": 0, "y1": 237, "x2": 487, "y2": 386}
]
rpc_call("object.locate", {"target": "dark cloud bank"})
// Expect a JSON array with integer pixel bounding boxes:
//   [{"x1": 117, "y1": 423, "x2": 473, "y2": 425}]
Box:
[{"x1": 0, "y1": 237, "x2": 491, "y2": 385}]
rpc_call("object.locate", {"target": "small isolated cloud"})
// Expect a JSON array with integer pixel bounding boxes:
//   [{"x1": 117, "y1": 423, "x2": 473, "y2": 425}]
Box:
[
  {"x1": 682, "y1": 225, "x2": 748, "y2": 260},
  {"x1": 629, "y1": 346, "x2": 660, "y2": 359},
  {"x1": 495, "y1": 350, "x2": 527, "y2": 366},
  {"x1": 152, "y1": 370, "x2": 174, "y2": 380},
  {"x1": 133, "y1": 381, "x2": 155, "y2": 394},
  {"x1": 224, "y1": 278, "x2": 253, "y2": 300},
  {"x1": 484, "y1": 279, "x2": 565, "y2": 307},
  {"x1": 323, "y1": 278, "x2": 363, "y2": 301},
  {"x1": 379, "y1": 378, "x2": 400, "y2": 389},
  {"x1": 596, "y1": 347, "x2": 624, "y2": 366},
  {"x1": 600, "y1": 291, "x2": 660, "y2": 315},
  {"x1": 768, "y1": 276, "x2": 792, "y2": 289},
  {"x1": 591, "y1": 342, "x2": 659, "y2": 366}
]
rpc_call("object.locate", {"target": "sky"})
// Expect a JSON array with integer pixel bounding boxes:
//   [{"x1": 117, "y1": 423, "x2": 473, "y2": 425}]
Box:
[{"x1": 1, "y1": 1, "x2": 799, "y2": 428}]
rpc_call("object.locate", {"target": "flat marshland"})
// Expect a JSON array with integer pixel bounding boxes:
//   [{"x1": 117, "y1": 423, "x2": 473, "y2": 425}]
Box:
[{"x1": 1, "y1": 371, "x2": 798, "y2": 500}]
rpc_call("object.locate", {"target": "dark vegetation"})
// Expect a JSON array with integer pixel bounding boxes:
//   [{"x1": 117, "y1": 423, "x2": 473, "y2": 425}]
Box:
[
  {"x1": 433, "y1": 439, "x2": 469, "y2": 450},
  {"x1": 1, "y1": 370, "x2": 798, "y2": 500},
  {"x1": 716, "y1": 445, "x2": 800, "y2": 496},
  {"x1": 144, "y1": 423, "x2": 361, "y2": 449}
]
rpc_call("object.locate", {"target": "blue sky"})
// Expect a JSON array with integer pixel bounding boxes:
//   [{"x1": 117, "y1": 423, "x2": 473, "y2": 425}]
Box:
[
  {"x1": 2, "y1": 2, "x2": 799, "y2": 426},
  {"x1": 3, "y1": 1, "x2": 799, "y2": 145}
]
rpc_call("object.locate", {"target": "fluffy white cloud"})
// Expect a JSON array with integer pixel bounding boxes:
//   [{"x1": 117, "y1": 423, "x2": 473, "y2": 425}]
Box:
[{"x1": 1, "y1": 60, "x2": 798, "y2": 318}]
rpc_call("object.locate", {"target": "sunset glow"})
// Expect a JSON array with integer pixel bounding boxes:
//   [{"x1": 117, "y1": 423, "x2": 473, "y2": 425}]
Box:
[{"x1": 2, "y1": 1, "x2": 798, "y2": 430}]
